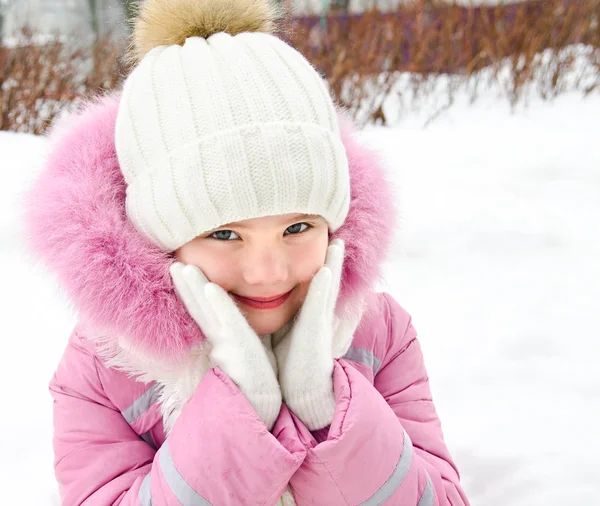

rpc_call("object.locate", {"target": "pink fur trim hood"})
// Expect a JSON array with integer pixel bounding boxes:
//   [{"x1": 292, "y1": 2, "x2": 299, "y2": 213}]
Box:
[{"x1": 23, "y1": 93, "x2": 396, "y2": 364}]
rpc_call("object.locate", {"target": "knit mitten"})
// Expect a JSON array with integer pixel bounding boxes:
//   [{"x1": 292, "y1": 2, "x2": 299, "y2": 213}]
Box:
[
  {"x1": 274, "y1": 239, "x2": 346, "y2": 431},
  {"x1": 170, "y1": 263, "x2": 282, "y2": 430}
]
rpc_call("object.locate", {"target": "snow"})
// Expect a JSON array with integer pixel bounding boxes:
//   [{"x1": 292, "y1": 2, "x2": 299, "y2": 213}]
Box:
[
  {"x1": 0, "y1": 132, "x2": 70, "y2": 505},
  {"x1": 1, "y1": 87, "x2": 598, "y2": 504}
]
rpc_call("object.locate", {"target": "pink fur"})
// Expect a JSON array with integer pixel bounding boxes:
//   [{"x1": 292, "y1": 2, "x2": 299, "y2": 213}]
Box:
[
  {"x1": 332, "y1": 113, "x2": 397, "y2": 312},
  {"x1": 23, "y1": 94, "x2": 396, "y2": 363}
]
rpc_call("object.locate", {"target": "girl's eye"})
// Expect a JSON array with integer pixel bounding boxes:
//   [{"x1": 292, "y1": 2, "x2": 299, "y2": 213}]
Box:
[
  {"x1": 284, "y1": 222, "x2": 311, "y2": 235},
  {"x1": 209, "y1": 230, "x2": 240, "y2": 241}
]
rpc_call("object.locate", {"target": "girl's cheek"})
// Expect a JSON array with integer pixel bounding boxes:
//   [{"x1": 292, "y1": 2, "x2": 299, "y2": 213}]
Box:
[
  {"x1": 178, "y1": 243, "x2": 238, "y2": 290},
  {"x1": 295, "y1": 235, "x2": 329, "y2": 278},
  {"x1": 289, "y1": 250, "x2": 315, "y2": 284},
  {"x1": 201, "y1": 252, "x2": 238, "y2": 288},
  {"x1": 286, "y1": 249, "x2": 327, "y2": 304}
]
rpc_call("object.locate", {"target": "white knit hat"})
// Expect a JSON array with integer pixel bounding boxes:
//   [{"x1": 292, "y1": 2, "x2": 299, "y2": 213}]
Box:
[{"x1": 115, "y1": 0, "x2": 350, "y2": 252}]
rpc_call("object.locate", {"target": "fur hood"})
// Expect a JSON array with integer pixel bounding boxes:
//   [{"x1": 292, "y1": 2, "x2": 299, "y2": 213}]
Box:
[{"x1": 23, "y1": 93, "x2": 396, "y2": 367}]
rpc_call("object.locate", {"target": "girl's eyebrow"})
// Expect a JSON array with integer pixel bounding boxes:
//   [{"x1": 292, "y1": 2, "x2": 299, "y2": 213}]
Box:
[
  {"x1": 288, "y1": 213, "x2": 316, "y2": 221},
  {"x1": 223, "y1": 214, "x2": 316, "y2": 229},
  {"x1": 223, "y1": 222, "x2": 250, "y2": 229}
]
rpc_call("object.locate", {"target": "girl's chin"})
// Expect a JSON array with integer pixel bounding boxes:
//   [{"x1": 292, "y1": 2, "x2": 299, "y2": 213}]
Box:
[
  {"x1": 243, "y1": 307, "x2": 294, "y2": 336},
  {"x1": 248, "y1": 317, "x2": 289, "y2": 336}
]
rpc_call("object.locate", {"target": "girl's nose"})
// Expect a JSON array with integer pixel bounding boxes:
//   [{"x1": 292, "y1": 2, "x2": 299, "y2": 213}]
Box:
[{"x1": 241, "y1": 246, "x2": 289, "y2": 287}]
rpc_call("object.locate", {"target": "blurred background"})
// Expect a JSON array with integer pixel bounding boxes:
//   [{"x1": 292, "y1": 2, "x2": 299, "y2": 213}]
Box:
[
  {"x1": 1, "y1": 0, "x2": 598, "y2": 131},
  {"x1": 1, "y1": 1, "x2": 599, "y2": 505}
]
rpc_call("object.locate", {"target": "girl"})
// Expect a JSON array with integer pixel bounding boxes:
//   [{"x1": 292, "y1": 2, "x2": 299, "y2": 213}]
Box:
[{"x1": 24, "y1": 0, "x2": 470, "y2": 504}]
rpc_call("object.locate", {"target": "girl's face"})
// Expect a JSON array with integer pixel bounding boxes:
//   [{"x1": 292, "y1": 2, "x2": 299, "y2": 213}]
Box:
[{"x1": 175, "y1": 213, "x2": 329, "y2": 336}]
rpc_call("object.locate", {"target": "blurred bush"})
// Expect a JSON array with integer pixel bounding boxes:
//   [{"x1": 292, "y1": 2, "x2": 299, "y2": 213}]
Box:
[
  {"x1": 1, "y1": 0, "x2": 599, "y2": 133},
  {"x1": 284, "y1": 0, "x2": 600, "y2": 124},
  {"x1": 0, "y1": 29, "x2": 125, "y2": 134}
]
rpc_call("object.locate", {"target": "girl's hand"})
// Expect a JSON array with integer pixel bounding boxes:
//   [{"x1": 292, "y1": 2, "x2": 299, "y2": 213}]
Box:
[
  {"x1": 170, "y1": 263, "x2": 282, "y2": 430},
  {"x1": 274, "y1": 239, "x2": 345, "y2": 431}
]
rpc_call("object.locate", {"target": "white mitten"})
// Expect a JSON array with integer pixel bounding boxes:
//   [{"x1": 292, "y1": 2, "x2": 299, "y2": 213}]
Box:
[
  {"x1": 274, "y1": 239, "x2": 346, "y2": 431},
  {"x1": 170, "y1": 263, "x2": 282, "y2": 430}
]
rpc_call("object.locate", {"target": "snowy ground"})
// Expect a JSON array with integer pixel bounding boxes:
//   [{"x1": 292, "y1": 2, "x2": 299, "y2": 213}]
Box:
[{"x1": 1, "y1": 89, "x2": 598, "y2": 505}]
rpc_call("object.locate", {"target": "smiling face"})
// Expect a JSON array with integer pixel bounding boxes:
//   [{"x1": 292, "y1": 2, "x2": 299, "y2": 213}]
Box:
[{"x1": 174, "y1": 213, "x2": 330, "y2": 335}]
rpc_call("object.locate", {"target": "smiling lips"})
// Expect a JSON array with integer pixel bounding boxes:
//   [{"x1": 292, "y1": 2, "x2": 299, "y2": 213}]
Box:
[{"x1": 231, "y1": 289, "x2": 293, "y2": 310}]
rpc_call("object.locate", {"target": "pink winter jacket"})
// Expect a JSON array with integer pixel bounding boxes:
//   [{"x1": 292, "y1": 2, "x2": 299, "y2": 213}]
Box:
[
  {"x1": 50, "y1": 292, "x2": 468, "y2": 506},
  {"x1": 24, "y1": 94, "x2": 469, "y2": 505}
]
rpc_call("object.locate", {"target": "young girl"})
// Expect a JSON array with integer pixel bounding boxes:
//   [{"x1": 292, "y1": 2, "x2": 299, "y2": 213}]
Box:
[{"x1": 24, "y1": 0, "x2": 469, "y2": 504}]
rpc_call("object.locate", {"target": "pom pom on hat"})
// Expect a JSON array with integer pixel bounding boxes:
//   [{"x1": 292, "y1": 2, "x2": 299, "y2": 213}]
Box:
[{"x1": 129, "y1": 0, "x2": 281, "y2": 64}]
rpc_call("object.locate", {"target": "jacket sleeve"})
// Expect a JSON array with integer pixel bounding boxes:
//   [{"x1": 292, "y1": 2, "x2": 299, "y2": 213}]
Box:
[
  {"x1": 50, "y1": 341, "x2": 306, "y2": 506},
  {"x1": 288, "y1": 294, "x2": 469, "y2": 506}
]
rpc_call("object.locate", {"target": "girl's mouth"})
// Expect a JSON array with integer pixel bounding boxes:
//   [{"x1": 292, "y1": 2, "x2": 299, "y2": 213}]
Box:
[{"x1": 231, "y1": 289, "x2": 293, "y2": 310}]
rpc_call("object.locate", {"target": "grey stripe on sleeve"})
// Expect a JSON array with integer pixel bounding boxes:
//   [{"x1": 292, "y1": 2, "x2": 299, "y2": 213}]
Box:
[
  {"x1": 417, "y1": 473, "x2": 435, "y2": 506},
  {"x1": 158, "y1": 439, "x2": 212, "y2": 505},
  {"x1": 138, "y1": 473, "x2": 153, "y2": 506},
  {"x1": 342, "y1": 347, "x2": 382, "y2": 374},
  {"x1": 359, "y1": 429, "x2": 414, "y2": 506},
  {"x1": 122, "y1": 383, "x2": 161, "y2": 424}
]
